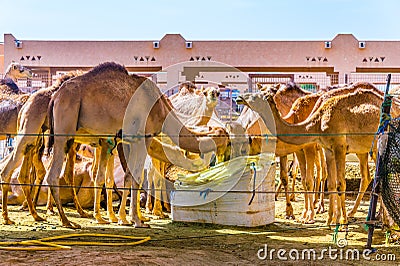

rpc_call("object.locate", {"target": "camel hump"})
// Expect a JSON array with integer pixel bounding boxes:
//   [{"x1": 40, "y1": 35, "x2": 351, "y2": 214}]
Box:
[
  {"x1": 87, "y1": 62, "x2": 128, "y2": 76},
  {"x1": 51, "y1": 70, "x2": 84, "y2": 91}
]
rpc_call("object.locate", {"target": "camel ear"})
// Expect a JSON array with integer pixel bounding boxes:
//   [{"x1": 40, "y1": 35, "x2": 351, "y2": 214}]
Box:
[{"x1": 256, "y1": 83, "x2": 262, "y2": 90}]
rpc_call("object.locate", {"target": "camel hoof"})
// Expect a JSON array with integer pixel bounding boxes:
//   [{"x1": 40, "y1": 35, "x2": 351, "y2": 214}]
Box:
[
  {"x1": 79, "y1": 211, "x2": 93, "y2": 219},
  {"x1": 347, "y1": 212, "x2": 355, "y2": 219},
  {"x1": 96, "y1": 219, "x2": 110, "y2": 225},
  {"x1": 46, "y1": 209, "x2": 56, "y2": 216},
  {"x1": 304, "y1": 219, "x2": 315, "y2": 224},
  {"x1": 63, "y1": 221, "x2": 81, "y2": 229},
  {"x1": 152, "y1": 211, "x2": 168, "y2": 219},
  {"x1": 18, "y1": 205, "x2": 29, "y2": 211},
  {"x1": 285, "y1": 215, "x2": 295, "y2": 220},
  {"x1": 108, "y1": 215, "x2": 119, "y2": 223},
  {"x1": 3, "y1": 219, "x2": 15, "y2": 225},
  {"x1": 134, "y1": 222, "x2": 150, "y2": 228},
  {"x1": 94, "y1": 213, "x2": 110, "y2": 224},
  {"x1": 316, "y1": 206, "x2": 325, "y2": 214},
  {"x1": 141, "y1": 216, "x2": 151, "y2": 222},
  {"x1": 34, "y1": 216, "x2": 46, "y2": 222},
  {"x1": 118, "y1": 219, "x2": 132, "y2": 226}
]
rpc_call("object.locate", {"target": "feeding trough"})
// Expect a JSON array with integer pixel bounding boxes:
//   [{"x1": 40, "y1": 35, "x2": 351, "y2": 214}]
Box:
[{"x1": 171, "y1": 153, "x2": 275, "y2": 227}]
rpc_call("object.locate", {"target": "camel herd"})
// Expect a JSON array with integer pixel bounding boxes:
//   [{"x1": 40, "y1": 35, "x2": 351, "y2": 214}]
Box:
[
  {"x1": 237, "y1": 81, "x2": 399, "y2": 226},
  {"x1": 0, "y1": 61, "x2": 393, "y2": 229}
]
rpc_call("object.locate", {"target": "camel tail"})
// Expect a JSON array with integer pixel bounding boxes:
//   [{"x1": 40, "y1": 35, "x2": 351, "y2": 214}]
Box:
[{"x1": 47, "y1": 98, "x2": 55, "y2": 152}]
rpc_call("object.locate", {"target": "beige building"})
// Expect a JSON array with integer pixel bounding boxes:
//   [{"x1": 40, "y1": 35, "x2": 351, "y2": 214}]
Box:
[{"x1": 2, "y1": 33, "x2": 400, "y2": 92}]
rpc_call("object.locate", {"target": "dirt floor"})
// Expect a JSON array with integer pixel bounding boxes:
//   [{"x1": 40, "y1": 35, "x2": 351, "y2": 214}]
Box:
[{"x1": 0, "y1": 164, "x2": 398, "y2": 266}]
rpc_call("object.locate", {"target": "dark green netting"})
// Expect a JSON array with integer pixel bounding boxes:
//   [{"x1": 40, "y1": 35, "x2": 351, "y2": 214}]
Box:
[{"x1": 380, "y1": 118, "x2": 400, "y2": 226}]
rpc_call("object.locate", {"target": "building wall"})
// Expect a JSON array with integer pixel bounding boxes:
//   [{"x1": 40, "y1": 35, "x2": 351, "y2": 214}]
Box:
[
  {"x1": 0, "y1": 43, "x2": 4, "y2": 74},
  {"x1": 3, "y1": 33, "x2": 400, "y2": 89}
]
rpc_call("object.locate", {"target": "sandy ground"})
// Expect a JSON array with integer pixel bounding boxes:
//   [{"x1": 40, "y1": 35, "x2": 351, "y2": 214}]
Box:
[{"x1": 0, "y1": 165, "x2": 398, "y2": 266}]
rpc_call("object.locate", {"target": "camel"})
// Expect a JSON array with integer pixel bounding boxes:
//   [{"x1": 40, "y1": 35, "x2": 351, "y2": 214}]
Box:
[
  {"x1": 43, "y1": 62, "x2": 228, "y2": 228},
  {"x1": 0, "y1": 72, "x2": 218, "y2": 227},
  {"x1": 281, "y1": 81, "x2": 391, "y2": 217},
  {"x1": 1, "y1": 62, "x2": 32, "y2": 93},
  {"x1": 0, "y1": 71, "x2": 96, "y2": 225},
  {"x1": 146, "y1": 83, "x2": 223, "y2": 218},
  {"x1": 237, "y1": 89, "x2": 400, "y2": 226},
  {"x1": 0, "y1": 151, "x2": 95, "y2": 208},
  {"x1": 0, "y1": 62, "x2": 32, "y2": 139},
  {"x1": 246, "y1": 83, "x2": 321, "y2": 222}
]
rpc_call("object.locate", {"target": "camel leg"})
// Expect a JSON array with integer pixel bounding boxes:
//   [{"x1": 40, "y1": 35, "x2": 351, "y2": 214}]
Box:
[
  {"x1": 145, "y1": 163, "x2": 154, "y2": 214},
  {"x1": 0, "y1": 138, "x2": 33, "y2": 225},
  {"x1": 116, "y1": 144, "x2": 131, "y2": 225},
  {"x1": 290, "y1": 156, "x2": 300, "y2": 201},
  {"x1": 105, "y1": 154, "x2": 118, "y2": 223},
  {"x1": 325, "y1": 148, "x2": 338, "y2": 227},
  {"x1": 303, "y1": 146, "x2": 316, "y2": 224},
  {"x1": 274, "y1": 181, "x2": 284, "y2": 201},
  {"x1": 127, "y1": 140, "x2": 150, "y2": 228},
  {"x1": 279, "y1": 156, "x2": 295, "y2": 220},
  {"x1": 294, "y1": 150, "x2": 307, "y2": 222},
  {"x1": 31, "y1": 147, "x2": 47, "y2": 207},
  {"x1": 118, "y1": 170, "x2": 133, "y2": 225},
  {"x1": 161, "y1": 164, "x2": 171, "y2": 213},
  {"x1": 347, "y1": 153, "x2": 371, "y2": 218},
  {"x1": 64, "y1": 143, "x2": 91, "y2": 218},
  {"x1": 334, "y1": 145, "x2": 348, "y2": 226},
  {"x1": 46, "y1": 188, "x2": 55, "y2": 215},
  {"x1": 289, "y1": 155, "x2": 299, "y2": 201},
  {"x1": 316, "y1": 145, "x2": 327, "y2": 214},
  {"x1": 45, "y1": 138, "x2": 80, "y2": 229},
  {"x1": 117, "y1": 143, "x2": 149, "y2": 226},
  {"x1": 314, "y1": 147, "x2": 322, "y2": 206},
  {"x1": 152, "y1": 165, "x2": 167, "y2": 218},
  {"x1": 16, "y1": 150, "x2": 46, "y2": 222},
  {"x1": 93, "y1": 142, "x2": 111, "y2": 224}
]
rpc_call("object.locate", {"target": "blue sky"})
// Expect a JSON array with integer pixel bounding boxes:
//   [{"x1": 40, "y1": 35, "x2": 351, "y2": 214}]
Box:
[{"x1": 1, "y1": 0, "x2": 399, "y2": 42}]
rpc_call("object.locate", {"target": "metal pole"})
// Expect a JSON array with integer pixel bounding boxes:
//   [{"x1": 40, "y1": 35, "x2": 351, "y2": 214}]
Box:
[{"x1": 366, "y1": 73, "x2": 392, "y2": 249}]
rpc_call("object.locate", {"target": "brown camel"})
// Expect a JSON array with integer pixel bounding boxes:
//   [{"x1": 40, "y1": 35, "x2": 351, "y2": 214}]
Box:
[
  {"x1": 237, "y1": 89, "x2": 400, "y2": 226},
  {"x1": 45, "y1": 62, "x2": 228, "y2": 228},
  {"x1": 0, "y1": 72, "x2": 93, "y2": 225},
  {"x1": 248, "y1": 83, "x2": 319, "y2": 222},
  {"x1": 281, "y1": 81, "x2": 389, "y2": 217}
]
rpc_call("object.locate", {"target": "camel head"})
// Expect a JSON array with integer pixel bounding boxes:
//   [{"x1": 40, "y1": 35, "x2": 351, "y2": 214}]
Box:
[
  {"x1": 4, "y1": 62, "x2": 32, "y2": 80},
  {"x1": 236, "y1": 92, "x2": 277, "y2": 135},
  {"x1": 199, "y1": 86, "x2": 220, "y2": 108},
  {"x1": 236, "y1": 92, "x2": 270, "y2": 114},
  {"x1": 258, "y1": 83, "x2": 282, "y2": 95},
  {"x1": 178, "y1": 81, "x2": 197, "y2": 96}
]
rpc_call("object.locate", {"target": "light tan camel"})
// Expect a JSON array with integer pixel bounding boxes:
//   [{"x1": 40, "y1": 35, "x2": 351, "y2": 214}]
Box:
[
  {"x1": 146, "y1": 82, "x2": 223, "y2": 218},
  {"x1": 237, "y1": 89, "x2": 400, "y2": 226},
  {"x1": 1, "y1": 62, "x2": 32, "y2": 91},
  {"x1": 45, "y1": 62, "x2": 228, "y2": 228},
  {"x1": 0, "y1": 62, "x2": 32, "y2": 139},
  {"x1": 146, "y1": 83, "x2": 215, "y2": 217}
]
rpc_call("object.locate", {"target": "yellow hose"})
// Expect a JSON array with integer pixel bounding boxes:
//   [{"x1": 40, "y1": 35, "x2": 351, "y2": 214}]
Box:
[{"x1": 0, "y1": 233, "x2": 151, "y2": 251}]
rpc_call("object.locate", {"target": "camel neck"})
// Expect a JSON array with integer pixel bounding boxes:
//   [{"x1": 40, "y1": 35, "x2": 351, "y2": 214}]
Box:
[{"x1": 263, "y1": 96, "x2": 318, "y2": 146}]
